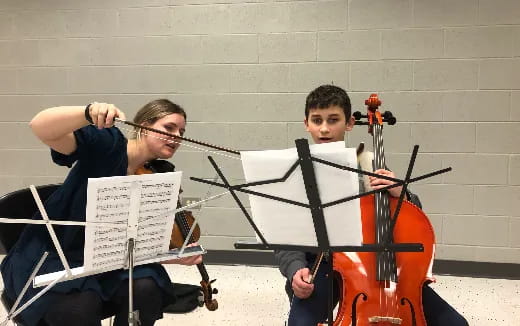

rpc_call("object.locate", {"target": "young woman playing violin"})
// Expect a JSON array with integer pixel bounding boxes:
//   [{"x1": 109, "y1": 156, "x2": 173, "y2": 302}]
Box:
[
  {"x1": 275, "y1": 85, "x2": 468, "y2": 326},
  {"x1": 0, "y1": 99, "x2": 202, "y2": 326}
]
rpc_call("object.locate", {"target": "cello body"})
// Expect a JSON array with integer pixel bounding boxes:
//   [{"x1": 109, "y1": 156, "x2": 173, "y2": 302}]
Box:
[
  {"x1": 320, "y1": 94, "x2": 435, "y2": 326},
  {"x1": 331, "y1": 195, "x2": 435, "y2": 326}
]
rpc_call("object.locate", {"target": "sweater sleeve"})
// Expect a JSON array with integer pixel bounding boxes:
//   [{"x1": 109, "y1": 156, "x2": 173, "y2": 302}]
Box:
[{"x1": 274, "y1": 250, "x2": 307, "y2": 282}]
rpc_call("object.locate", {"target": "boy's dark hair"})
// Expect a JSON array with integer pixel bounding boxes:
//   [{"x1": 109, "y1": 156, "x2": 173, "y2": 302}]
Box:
[{"x1": 305, "y1": 85, "x2": 351, "y2": 119}]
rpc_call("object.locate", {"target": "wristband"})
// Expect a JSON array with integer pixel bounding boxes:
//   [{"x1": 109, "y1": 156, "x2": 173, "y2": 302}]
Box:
[{"x1": 84, "y1": 103, "x2": 93, "y2": 124}]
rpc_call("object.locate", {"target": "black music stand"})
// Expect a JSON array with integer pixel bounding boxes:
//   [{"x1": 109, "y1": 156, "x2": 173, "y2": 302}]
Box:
[{"x1": 192, "y1": 138, "x2": 450, "y2": 326}]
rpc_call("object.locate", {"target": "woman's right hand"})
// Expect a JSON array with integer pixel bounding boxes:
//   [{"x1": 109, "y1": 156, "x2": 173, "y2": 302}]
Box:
[
  {"x1": 292, "y1": 268, "x2": 314, "y2": 299},
  {"x1": 87, "y1": 102, "x2": 126, "y2": 129}
]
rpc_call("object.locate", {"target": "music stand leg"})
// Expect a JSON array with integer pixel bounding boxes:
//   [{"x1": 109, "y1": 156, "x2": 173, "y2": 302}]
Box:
[
  {"x1": 327, "y1": 251, "x2": 334, "y2": 326},
  {"x1": 127, "y1": 238, "x2": 140, "y2": 326}
]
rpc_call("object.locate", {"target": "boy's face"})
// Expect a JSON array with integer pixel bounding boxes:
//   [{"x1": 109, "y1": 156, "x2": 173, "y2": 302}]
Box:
[{"x1": 304, "y1": 106, "x2": 355, "y2": 144}]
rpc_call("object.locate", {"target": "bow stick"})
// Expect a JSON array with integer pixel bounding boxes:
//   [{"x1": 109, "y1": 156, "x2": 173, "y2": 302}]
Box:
[{"x1": 115, "y1": 118, "x2": 240, "y2": 155}]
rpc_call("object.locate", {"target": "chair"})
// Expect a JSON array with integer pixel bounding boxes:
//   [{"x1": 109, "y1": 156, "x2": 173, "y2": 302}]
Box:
[{"x1": 0, "y1": 184, "x2": 60, "y2": 325}]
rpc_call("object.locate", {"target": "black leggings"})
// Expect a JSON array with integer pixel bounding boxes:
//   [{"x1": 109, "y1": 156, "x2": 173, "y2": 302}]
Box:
[{"x1": 43, "y1": 278, "x2": 163, "y2": 326}]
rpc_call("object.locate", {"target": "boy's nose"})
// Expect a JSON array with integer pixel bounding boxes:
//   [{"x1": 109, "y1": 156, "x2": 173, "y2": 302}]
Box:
[{"x1": 320, "y1": 125, "x2": 330, "y2": 133}]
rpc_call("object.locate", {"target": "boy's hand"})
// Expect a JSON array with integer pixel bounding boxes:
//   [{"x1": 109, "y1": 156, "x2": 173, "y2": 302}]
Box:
[
  {"x1": 292, "y1": 268, "x2": 314, "y2": 299},
  {"x1": 369, "y1": 169, "x2": 404, "y2": 198}
]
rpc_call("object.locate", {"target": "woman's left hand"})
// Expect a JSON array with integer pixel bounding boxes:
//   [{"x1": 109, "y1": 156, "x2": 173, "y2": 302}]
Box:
[
  {"x1": 161, "y1": 243, "x2": 203, "y2": 265},
  {"x1": 369, "y1": 169, "x2": 403, "y2": 198}
]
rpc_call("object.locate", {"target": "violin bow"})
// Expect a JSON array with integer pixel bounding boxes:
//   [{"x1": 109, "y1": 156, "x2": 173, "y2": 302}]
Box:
[{"x1": 115, "y1": 118, "x2": 240, "y2": 155}]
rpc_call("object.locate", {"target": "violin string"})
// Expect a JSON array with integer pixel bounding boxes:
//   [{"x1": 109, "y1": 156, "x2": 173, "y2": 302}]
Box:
[{"x1": 114, "y1": 121, "x2": 241, "y2": 161}]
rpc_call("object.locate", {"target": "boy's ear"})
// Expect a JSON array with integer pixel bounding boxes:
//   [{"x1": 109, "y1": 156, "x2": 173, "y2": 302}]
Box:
[
  {"x1": 345, "y1": 116, "x2": 355, "y2": 131},
  {"x1": 304, "y1": 118, "x2": 310, "y2": 131}
]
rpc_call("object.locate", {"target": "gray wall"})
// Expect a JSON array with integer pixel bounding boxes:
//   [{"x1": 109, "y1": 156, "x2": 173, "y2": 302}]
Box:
[{"x1": 0, "y1": 0, "x2": 519, "y2": 264}]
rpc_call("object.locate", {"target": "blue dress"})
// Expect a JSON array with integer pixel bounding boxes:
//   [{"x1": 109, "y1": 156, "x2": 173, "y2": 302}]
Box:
[{"x1": 1, "y1": 125, "x2": 175, "y2": 326}]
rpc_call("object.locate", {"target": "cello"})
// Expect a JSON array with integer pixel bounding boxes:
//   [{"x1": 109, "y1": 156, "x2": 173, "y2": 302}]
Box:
[
  {"x1": 136, "y1": 160, "x2": 218, "y2": 311},
  {"x1": 320, "y1": 94, "x2": 435, "y2": 326}
]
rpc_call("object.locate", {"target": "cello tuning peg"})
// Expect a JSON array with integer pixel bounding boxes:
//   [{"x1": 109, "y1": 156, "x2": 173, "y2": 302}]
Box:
[
  {"x1": 382, "y1": 111, "x2": 397, "y2": 125},
  {"x1": 353, "y1": 111, "x2": 366, "y2": 120}
]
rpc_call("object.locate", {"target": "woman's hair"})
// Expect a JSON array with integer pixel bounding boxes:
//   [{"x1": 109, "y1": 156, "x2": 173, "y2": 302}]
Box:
[{"x1": 131, "y1": 99, "x2": 186, "y2": 139}]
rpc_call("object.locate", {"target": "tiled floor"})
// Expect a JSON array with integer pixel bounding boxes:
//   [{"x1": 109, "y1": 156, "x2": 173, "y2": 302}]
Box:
[{"x1": 1, "y1": 263, "x2": 519, "y2": 325}]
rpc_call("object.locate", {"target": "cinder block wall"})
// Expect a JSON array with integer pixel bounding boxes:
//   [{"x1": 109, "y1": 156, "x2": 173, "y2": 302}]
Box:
[{"x1": 0, "y1": 0, "x2": 518, "y2": 264}]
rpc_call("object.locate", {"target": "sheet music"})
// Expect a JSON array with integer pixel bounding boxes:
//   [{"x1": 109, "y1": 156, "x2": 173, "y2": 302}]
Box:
[
  {"x1": 83, "y1": 172, "x2": 182, "y2": 271},
  {"x1": 241, "y1": 141, "x2": 362, "y2": 247}
]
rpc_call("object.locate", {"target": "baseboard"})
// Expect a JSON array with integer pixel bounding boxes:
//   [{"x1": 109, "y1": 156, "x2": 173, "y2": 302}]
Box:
[{"x1": 203, "y1": 250, "x2": 520, "y2": 280}]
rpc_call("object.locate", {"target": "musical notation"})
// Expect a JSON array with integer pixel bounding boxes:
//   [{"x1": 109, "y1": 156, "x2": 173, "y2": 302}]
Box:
[{"x1": 83, "y1": 172, "x2": 182, "y2": 271}]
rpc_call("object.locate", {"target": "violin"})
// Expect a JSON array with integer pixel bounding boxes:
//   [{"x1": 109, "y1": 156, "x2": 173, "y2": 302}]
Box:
[
  {"x1": 319, "y1": 94, "x2": 435, "y2": 326},
  {"x1": 135, "y1": 160, "x2": 218, "y2": 311}
]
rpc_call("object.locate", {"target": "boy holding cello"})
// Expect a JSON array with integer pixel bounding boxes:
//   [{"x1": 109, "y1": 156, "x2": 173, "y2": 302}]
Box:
[{"x1": 274, "y1": 85, "x2": 468, "y2": 326}]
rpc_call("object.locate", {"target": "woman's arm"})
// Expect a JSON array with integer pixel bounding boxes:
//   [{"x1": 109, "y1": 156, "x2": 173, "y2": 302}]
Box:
[{"x1": 29, "y1": 103, "x2": 125, "y2": 155}]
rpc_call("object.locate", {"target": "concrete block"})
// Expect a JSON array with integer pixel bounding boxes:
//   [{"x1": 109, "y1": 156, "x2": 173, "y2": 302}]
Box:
[
  {"x1": 377, "y1": 91, "x2": 443, "y2": 122},
  {"x1": 318, "y1": 31, "x2": 381, "y2": 61},
  {"x1": 435, "y1": 244, "x2": 476, "y2": 261},
  {"x1": 286, "y1": 0, "x2": 347, "y2": 32},
  {"x1": 0, "y1": 123, "x2": 44, "y2": 149},
  {"x1": 0, "y1": 149, "x2": 69, "y2": 177},
  {"x1": 171, "y1": 4, "x2": 230, "y2": 35},
  {"x1": 287, "y1": 122, "x2": 312, "y2": 148},
  {"x1": 63, "y1": 9, "x2": 118, "y2": 37},
  {"x1": 476, "y1": 123, "x2": 520, "y2": 154},
  {"x1": 198, "y1": 236, "x2": 257, "y2": 251},
  {"x1": 259, "y1": 33, "x2": 316, "y2": 63},
  {"x1": 204, "y1": 34, "x2": 258, "y2": 64},
  {"x1": 413, "y1": 0, "x2": 477, "y2": 27},
  {"x1": 171, "y1": 65, "x2": 230, "y2": 94},
  {"x1": 475, "y1": 247, "x2": 520, "y2": 264},
  {"x1": 288, "y1": 1, "x2": 317, "y2": 32},
  {"x1": 424, "y1": 214, "x2": 443, "y2": 243},
  {"x1": 512, "y1": 91, "x2": 520, "y2": 121},
  {"x1": 229, "y1": 122, "x2": 287, "y2": 151},
  {"x1": 478, "y1": 0, "x2": 520, "y2": 25},
  {"x1": 510, "y1": 155, "x2": 520, "y2": 185},
  {"x1": 117, "y1": 7, "x2": 172, "y2": 36},
  {"x1": 12, "y1": 10, "x2": 65, "y2": 38},
  {"x1": 384, "y1": 153, "x2": 444, "y2": 185},
  {"x1": 288, "y1": 62, "x2": 349, "y2": 93},
  {"x1": 514, "y1": 27, "x2": 520, "y2": 57},
  {"x1": 229, "y1": 64, "x2": 290, "y2": 93},
  {"x1": 197, "y1": 207, "x2": 255, "y2": 237},
  {"x1": 414, "y1": 60, "x2": 479, "y2": 90},
  {"x1": 350, "y1": 0, "x2": 413, "y2": 29},
  {"x1": 442, "y1": 154, "x2": 508, "y2": 185},
  {"x1": 39, "y1": 39, "x2": 93, "y2": 66},
  {"x1": 480, "y1": 58, "x2": 520, "y2": 90},
  {"x1": 0, "y1": 68, "x2": 16, "y2": 94},
  {"x1": 317, "y1": 0, "x2": 347, "y2": 31},
  {"x1": 17, "y1": 68, "x2": 69, "y2": 95},
  {"x1": 442, "y1": 91, "x2": 510, "y2": 122},
  {"x1": 382, "y1": 29, "x2": 443, "y2": 59},
  {"x1": 443, "y1": 215, "x2": 509, "y2": 246},
  {"x1": 351, "y1": 61, "x2": 413, "y2": 91},
  {"x1": 0, "y1": 12, "x2": 13, "y2": 38},
  {"x1": 475, "y1": 185, "x2": 520, "y2": 217},
  {"x1": 511, "y1": 218, "x2": 520, "y2": 247},
  {"x1": 185, "y1": 122, "x2": 232, "y2": 149},
  {"x1": 411, "y1": 123, "x2": 476, "y2": 153},
  {"x1": 412, "y1": 184, "x2": 474, "y2": 215},
  {"x1": 445, "y1": 27, "x2": 513, "y2": 58},
  {"x1": 7, "y1": 40, "x2": 40, "y2": 66},
  {"x1": 91, "y1": 36, "x2": 203, "y2": 65}
]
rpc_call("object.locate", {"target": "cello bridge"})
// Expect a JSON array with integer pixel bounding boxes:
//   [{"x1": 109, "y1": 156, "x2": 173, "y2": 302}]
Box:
[{"x1": 368, "y1": 316, "x2": 402, "y2": 324}]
